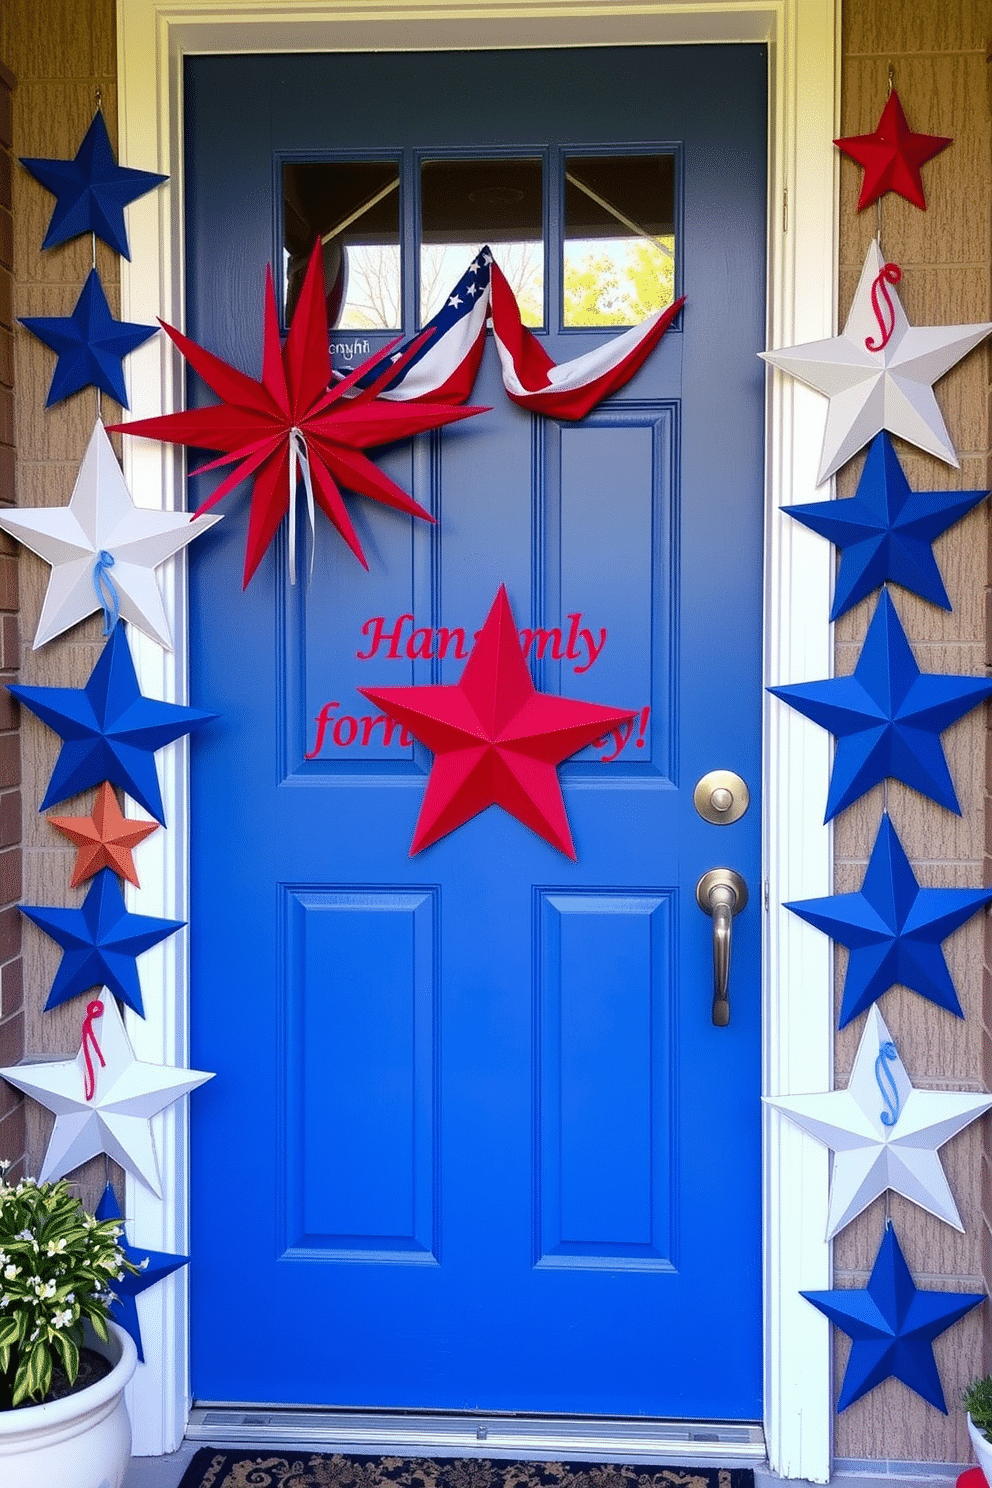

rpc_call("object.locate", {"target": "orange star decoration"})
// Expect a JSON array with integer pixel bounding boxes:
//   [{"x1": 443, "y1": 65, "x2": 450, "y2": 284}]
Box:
[
  {"x1": 359, "y1": 585, "x2": 636, "y2": 859},
  {"x1": 109, "y1": 241, "x2": 486, "y2": 587},
  {"x1": 49, "y1": 781, "x2": 159, "y2": 888}
]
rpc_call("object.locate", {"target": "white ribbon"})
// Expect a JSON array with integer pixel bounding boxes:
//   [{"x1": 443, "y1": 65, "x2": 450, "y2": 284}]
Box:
[{"x1": 288, "y1": 426, "x2": 316, "y2": 584}]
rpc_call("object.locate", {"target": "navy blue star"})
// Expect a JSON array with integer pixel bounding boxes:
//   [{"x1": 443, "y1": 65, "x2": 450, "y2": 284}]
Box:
[
  {"x1": 783, "y1": 433, "x2": 989, "y2": 620},
  {"x1": 8, "y1": 622, "x2": 215, "y2": 824},
  {"x1": 19, "y1": 269, "x2": 157, "y2": 407},
  {"x1": 769, "y1": 589, "x2": 992, "y2": 820},
  {"x1": 20, "y1": 868, "x2": 183, "y2": 1016},
  {"x1": 786, "y1": 813, "x2": 992, "y2": 1027},
  {"x1": 20, "y1": 110, "x2": 167, "y2": 260},
  {"x1": 802, "y1": 1223, "x2": 984, "y2": 1413},
  {"x1": 95, "y1": 1184, "x2": 187, "y2": 1361}
]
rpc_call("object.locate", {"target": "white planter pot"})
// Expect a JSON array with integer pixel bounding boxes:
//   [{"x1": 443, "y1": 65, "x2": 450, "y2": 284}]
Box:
[
  {"x1": 0, "y1": 1320, "x2": 137, "y2": 1488},
  {"x1": 968, "y1": 1412, "x2": 992, "y2": 1488}
]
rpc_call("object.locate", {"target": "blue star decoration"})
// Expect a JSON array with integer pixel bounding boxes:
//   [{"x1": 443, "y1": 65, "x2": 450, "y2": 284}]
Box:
[
  {"x1": 802, "y1": 1223, "x2": 984, "y2": 1413},
  {"x1": 95, "y1": 1184, "x2": 187, "y2": 1362},
  {"x1": 8, "y1": 621, "x2": 215, "y2": 825},
  {"x1": 19, "y1": 867, "x2": 183, "y2": 1016},
  {"x1": 784, "y1": 433, "x2": 989, "y2": 620},
  {"x1": 786, "y1": 813, "x2": 992, "y2": 1028},
  {"x1": 785, "y1": 434, "x2": 987, "y2": 619},
  {"x1": 20, "y1": 269, "x2": 158, "y2": 408},
  {"x1": 768, "y1": 588, "x2": 992, "y2": 820},
  {"x1": 20, "y1": 110, "x2": 167, "y2": 260}
]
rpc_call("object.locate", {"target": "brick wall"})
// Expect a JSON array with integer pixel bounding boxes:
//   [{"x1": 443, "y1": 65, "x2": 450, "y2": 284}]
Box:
[{"x1": 0, "y1": 59, "x2": 23, "y2": 1181}]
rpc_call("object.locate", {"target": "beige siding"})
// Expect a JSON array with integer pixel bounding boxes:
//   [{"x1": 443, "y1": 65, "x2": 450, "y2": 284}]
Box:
[
  {"x1": 832, "y1": 0, "x2": 992, "y2": 1464},
  {"x1": 0, "y1": 55, "x2": 24, "y2": 1181},
  {"x1": 0, "y1": 0, "x2": 120, "y2": 1217}
]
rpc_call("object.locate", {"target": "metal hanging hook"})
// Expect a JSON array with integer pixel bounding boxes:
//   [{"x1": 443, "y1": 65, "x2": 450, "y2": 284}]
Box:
[{"x1": 887, "y1": 64, "x2": 894, "y2": 95}]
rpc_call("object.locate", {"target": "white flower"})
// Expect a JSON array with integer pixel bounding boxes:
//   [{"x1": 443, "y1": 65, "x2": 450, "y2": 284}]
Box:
[
  {"x1": 3, "y1": 1265, "x2": 19, "y2": 1280},
  {"x1": 51, "y1": 1308, "x2": 72, "y2": 1329},
  {"x1": 45, "y1": 1238, "x2": 67, "y2": 1256}
]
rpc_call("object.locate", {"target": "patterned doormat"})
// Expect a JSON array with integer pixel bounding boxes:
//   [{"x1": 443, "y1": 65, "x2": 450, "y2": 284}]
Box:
[{"x1": 177, "y1": 1453, "x2": 756, "y2": 1488}]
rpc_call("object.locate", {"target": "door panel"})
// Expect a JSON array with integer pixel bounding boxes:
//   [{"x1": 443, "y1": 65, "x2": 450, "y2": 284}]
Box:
[
  {"x1": 537, "y1": 890, "x2": 674, "y2": 1266},
  {"x1": 185, "y1": 44, "x2": 766, "y2": 1418}
]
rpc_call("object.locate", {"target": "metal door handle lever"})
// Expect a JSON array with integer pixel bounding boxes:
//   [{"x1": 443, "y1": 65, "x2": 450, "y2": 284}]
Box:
[{"x1": 695, "y1": 869, "x2": 748, "y2": 1026}]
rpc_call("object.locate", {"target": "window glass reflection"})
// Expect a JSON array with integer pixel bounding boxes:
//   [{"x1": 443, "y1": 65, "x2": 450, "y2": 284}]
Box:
[
  {"x1": 420, "y1": 158, "x2": 544, "y2": 326},
  {"x1": 563, "y1": 155, "x2": 676, "y2": 327},
  {"x1": 283, "y1": 160, "x2": 401, "y2": 330}
]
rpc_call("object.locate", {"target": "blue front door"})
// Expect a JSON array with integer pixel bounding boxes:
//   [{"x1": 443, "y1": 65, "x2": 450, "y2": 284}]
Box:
[{"x1": 185, "y1": 45, "x2": 766, "y2": 1418}]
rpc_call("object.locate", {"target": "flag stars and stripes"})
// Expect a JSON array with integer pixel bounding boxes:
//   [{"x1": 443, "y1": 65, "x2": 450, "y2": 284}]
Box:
[{"x1": 346, "y1": 243, "x2": 683, "y2": 419}]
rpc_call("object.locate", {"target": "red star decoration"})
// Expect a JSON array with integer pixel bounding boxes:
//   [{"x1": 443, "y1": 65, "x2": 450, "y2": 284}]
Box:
[
  {"x1": 109, "y1": 242, "x2": 486, "y2": 587},
  {"x1": 48, "y1": 781, "x2": 159, "y2": 888},
  {"x1": 834, "y1": 89, "x2": 951, "y2": 211},
  {"x1": 359, "y1": 586, "x2": 636, "y2": 859}
]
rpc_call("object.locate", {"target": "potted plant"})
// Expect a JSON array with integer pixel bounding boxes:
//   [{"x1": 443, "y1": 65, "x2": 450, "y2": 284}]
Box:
[
  {"x1": 963, "y1": 1376, "x2": 992, "y2": 1487},
  {"x1": 0, "y1": 1163, "x2": 139, "y2": 1488}
]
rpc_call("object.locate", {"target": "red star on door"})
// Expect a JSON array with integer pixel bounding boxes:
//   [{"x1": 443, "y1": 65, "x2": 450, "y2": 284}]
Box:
[{"x1": 359, "y1": 586, "x2": 636, "y2": 858}]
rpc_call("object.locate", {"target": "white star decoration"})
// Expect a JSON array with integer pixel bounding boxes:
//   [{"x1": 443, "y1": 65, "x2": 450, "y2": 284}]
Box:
[
  {"x1": 0, "y1": 992, "x2": 213, "y2": 1195},
  {"x1": 760, "y1": 239, "x2": 992, "y2": 484},
  {"x1": 764, "y1": 1007, "x2": 992, "y2": 1236},
  {"x1": 0, "y1": 419, "x2": 221, "y2": 649}
]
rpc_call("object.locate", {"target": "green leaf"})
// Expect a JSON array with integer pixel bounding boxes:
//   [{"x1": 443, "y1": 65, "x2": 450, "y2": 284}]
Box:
[
  {"x1": 88, "y1": 1311, "x2": 109, "y2": 1343},
  {"x1": 14, "y1": 1338, "x2": 52, "y2": 1405},
  {"x1": 0, "y1": 1317, "x2": 19, "y2": 1349},
  {"x1": 51, "y1": 1329, "x2": 79, "y2": 1384}
]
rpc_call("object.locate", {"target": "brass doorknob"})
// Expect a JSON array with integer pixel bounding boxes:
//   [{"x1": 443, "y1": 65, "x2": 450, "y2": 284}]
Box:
[{"x1": 693, "y1": 770, "x2": 750, "y2": 825}]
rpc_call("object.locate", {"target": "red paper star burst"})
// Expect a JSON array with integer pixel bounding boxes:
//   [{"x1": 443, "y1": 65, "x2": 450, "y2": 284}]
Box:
[
  {"x1": 359, "y1": 586, "x2": 636, "y2": 858},
  {"x1": 109, "y1": 242, "x2": 486, "y2": 586},
  {"x1": 834, "y1": 89, "x2": 951, "y2": 211},
  {"x1": 48, "y1": 781, "x2": 159, "y2": 888}
]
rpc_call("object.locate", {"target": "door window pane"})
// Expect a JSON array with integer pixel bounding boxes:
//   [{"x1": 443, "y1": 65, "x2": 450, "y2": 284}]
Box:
[
  {"x1": 420, "y1": 158, "x2": 543, "y2": 326},
  {"x1": 563, "y1": 155, "x2": 676, "y2": 327},
  {"x1": 283, "y1": 160, "x2": 402, "y2": 330}
]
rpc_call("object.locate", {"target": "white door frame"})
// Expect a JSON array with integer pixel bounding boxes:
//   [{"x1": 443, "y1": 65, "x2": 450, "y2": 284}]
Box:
[{"x1": 114, "y1": 0, "x2": 839, "y2": 1476}]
